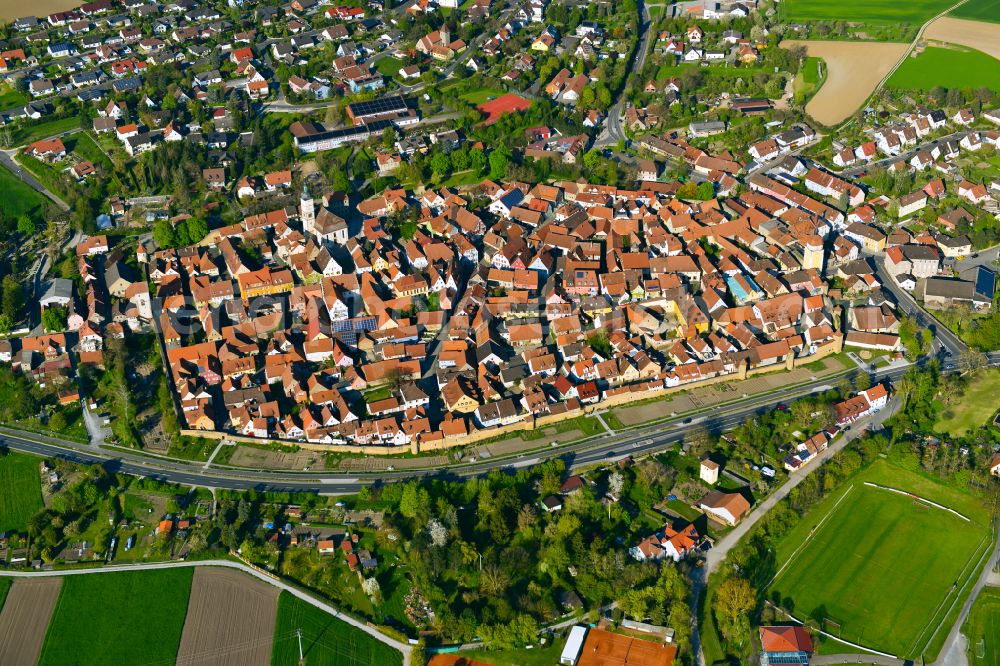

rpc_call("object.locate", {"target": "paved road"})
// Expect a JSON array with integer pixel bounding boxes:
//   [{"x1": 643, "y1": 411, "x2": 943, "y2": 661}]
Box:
[
  {"x1": 4, "y1": 355, "x2": 1000, "y2": 494},
  {"x1": 596, "y1": 0, "x2": 652, "y2": 147},
  {"x1": 0, "y1": 361, "x2": 909, "y2": 493},
  {"x1": 832, "y1": 0, "x2": 971, "y2": 132},
  {"x1": 0, "y1": 150, "x2": 70, "y2": 211},
  {"x1": 839, "y1": 131, "x2": 968, "y2": 179},
  {"x1": 873, "y1": 255, "x2": 968, "y2": 357},
  {"x1": 932, "y1": 514, "x2": 1000, "y2": 666},
  {"x1": 691, "y1": 398, "x2": 902, "y2": 666},
  {"x1": 0, "y1": 559, "x2": 412, "y2": 665}
]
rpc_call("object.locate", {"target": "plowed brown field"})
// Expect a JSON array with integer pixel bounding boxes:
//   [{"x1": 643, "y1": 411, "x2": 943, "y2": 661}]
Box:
[
  {"x1": 783, "y1": 40, "x2": 909, "y2": 126},
  {"x1": 176, "y1": 568, "x2": 279, "y2": 666},
  {"x1": 925, "y1": 16, "x2": 1000, "y2": 61},
  {"x1": 0, "y1": 578, "x2": 62, "y2": 666}
]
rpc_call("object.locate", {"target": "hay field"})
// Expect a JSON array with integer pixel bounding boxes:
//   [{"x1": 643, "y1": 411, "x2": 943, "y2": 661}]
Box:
[
  {"x1": 783, "y1": 40, "x2": 909, "y2": 126},
  {"x1": 0, "y1": 578, "x2": 62, "y2": 666},
  {"x1": 176, "y1": 568, "x2": 279, "y2": 666},
  {"x1": 924, "y1": 16, "x2": 1000, "y2": 60}
]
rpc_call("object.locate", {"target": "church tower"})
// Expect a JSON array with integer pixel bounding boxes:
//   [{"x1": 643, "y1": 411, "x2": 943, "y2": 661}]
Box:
[{"x1": 300, "y1": 184, "x2": 316, "y2": 236}]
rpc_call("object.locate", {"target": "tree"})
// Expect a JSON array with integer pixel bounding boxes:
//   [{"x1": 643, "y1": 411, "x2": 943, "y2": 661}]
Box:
[
  {"x1": 430, "y1": 152, "x2": 451, "y2": 176},
  {"x1": 362, "y1": 577, "x2": 382, "y2": 603},
  {"x1": 608, "y1": 471, "x2": 625, "y2": 498},
  {"x1": 714, "y1": 576, "x2": 756, "y2": 622},
  {"x1": 17, "y1": 215, "x2": 35, "y2": 235},
  {"x1": 488, "y1": 149, "x2": 510, "y2": 180},
  {"x1": 153, "y1": 220, "x2": 176, "y2": 249},
  {"x1": 41, "y1": 306, "x2": 68, "y2": 332},
  {"x1": 0, "y1": 313, "x2": 11, "y2": 334},
  {"x1": 2, "y1": 275, "x2": 24, "y2": 321},
  {"x1": 427, "y1": 518, "x2": 448, "y2": 547},
  {"x1": 48, "y1": 411, "x2": 67, "y2": 432}
]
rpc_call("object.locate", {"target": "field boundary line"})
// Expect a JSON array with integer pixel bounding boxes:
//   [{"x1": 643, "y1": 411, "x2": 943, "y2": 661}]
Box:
[
  {"x1": 908, "y1": 531, "x2": 991, "y2": 658},
  {"x1": 766, "y1": 601, "x2": 899, "y2": 658},
  {"x1": 919, "y1": 518, "x2": 999, "y2": 661},
  {"x1": 765, "y1": 483, "x2": 856, "y2": 588},
  {"x1": 863, "y1": 482, "x2": 972, "y2": 521}
]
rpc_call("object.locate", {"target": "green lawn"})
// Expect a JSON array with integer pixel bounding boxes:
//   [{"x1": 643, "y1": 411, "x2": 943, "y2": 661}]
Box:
[
  {"x1": 0, "y1": 166, "x2": 49, "y2": 219},
  {"x1": 459, "y1": 88, "x2": 506, "y2": 105},
  {"x1": 782, "y1": 0, "x2": 955, "y2": 24},
  {"x1": 453, "y1": 644, "x2": 565, "y2": 666},
  {"x1": 888, "y1": 46, "x2": 1000, "y2": 91},
  {"x1": 271, "y1": 592, "x2": 403, "y2": 666},
  {"x1": 0, "y1": 452, "x2": 43, "y2": 533},
  {"x1": 39, "y1": 568, "x2": 194, "y2": 666},
  {"x1": 794, "y1": 56, "x2": 826, "y2": 104},
  {"x1": 0, "y1": 87, "x2": 29, "y2": 109},
  {"x1": 964, "y1": 587, "x2": 1000, "y2": 665},
  {"x1": 950, "y1": 0, "x2": 1000, "y2": 22},
  {"x1": 375, "y1": 56, "x2": 404, "y2": 78},
  {"x1": 10, "y1": 117, "x2": 81, "y2": 147},
  {"x1": 769, "y1": 460, "x2": 990, "y2": 659},
  {"x1": 935, "y1": 369, "x2": 1000, "y2": 436}
]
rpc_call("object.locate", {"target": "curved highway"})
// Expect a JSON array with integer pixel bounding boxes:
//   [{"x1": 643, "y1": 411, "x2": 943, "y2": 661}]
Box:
[{"x1": 6, "y1": 355, "x2": 996, "y2": 494}]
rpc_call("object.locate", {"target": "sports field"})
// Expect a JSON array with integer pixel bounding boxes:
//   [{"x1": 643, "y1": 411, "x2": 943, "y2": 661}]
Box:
[
  {"x1": 0, "y1": 452, "x2": 43, "y2": 533},
  {"x1": 888, "y1": 46, "x2": 1000, "y2": 92},
  {"x1": 39, "y1": 568, "x2": 194, "y2": 666},
  {"x1": 770, "y1": 460, "x2": 990, "y2": 659},
  {"x1": 950, "y1": 0, "x2": 1000, "y2": 23},
  {"x1": 271, "y1": 592, "x2": 403, "y2": 666},
  {"x1": 964, "y1": 587, "x2": 1000, "y2": 665},
  {"x1": 782, "y1": 0, "x2": 955, "y2": 25}
]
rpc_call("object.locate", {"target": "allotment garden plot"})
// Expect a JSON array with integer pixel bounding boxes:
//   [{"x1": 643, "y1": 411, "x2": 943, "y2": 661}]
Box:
[{"x1": 769, "y1": 461, "x2": 990, "y2": 659}]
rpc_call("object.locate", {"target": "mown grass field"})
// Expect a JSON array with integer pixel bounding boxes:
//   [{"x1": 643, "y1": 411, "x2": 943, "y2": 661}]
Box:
[
  {"x1": 782, "y1": 0, "x2": 955, "y2": 24},
  {"x1": 0, "y1": 167, "x2": 49, "y2": 219},
  {"x1": 935, "y1": 369, "x2": 1000, "y2": 435},
  {"x1": 271, "y1": 592, "x2": 403, "y2": 666},
  {"x1": 39, "y1": 569, "x2": 193, "y2": 666},
  {"x1": 888, "y1": 46, "x2": 1000, "y2": 91},
  {"x1": 0, "y1": 577, "x2": 10, "y2": 610},
  {"x1": 950, "y1": 0, "x2": 1000, "y2": 23},
  {"x1": 770, "y1": 460, "x2": 990, "y2": 659},
  {"x1": 964, "y1": 587, "x2": 1000, "y2": 665},
  {"x1": 0, "y1": 452, "x2": 43, "y2": 533},
  {"x1": 793, "y1": 56, "x2": 826, "y2": 104}
]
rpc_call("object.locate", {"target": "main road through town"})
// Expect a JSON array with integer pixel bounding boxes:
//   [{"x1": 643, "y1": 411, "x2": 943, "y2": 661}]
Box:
[{"x1": 4, "y1": 354, "x2": 998, "y2": 494}]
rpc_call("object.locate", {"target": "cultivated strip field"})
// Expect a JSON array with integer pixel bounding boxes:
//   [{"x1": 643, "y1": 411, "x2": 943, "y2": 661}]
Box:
[
  {"x1": 176, "y1": 567, "x2": 279, "y2": 666},
  {"x1": 924, "y1": 16, "x2": 1000, "y2": 60},
  {"x1": 0, "y1": 578, "x2": 62, "y2": 666},
  {"x1": 782, "y1": 40, "x2": 909, "y2": 126},
  {"x1": 39, "y1": 568, "x2": 193, "y2": 666}
]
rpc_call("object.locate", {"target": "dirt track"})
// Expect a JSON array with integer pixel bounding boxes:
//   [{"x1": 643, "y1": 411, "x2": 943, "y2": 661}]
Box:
[
  {"x1": 924, "y1": 16, "x2": 1000, "y2": 61},
  {"x1": 783, "y1": 40, "x2": 909, "y2": 126},
  {"x1": 176, "y1": 568, "x2": 279, "y2": 666},
  {"x1": 0, "y1": 578, "x2": 62, "y2": 665}
]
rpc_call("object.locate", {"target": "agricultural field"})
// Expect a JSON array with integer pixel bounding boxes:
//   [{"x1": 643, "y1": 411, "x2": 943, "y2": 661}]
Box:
[
  {"x1": 0, "y1": 452, "x2": 43, "y2": 533},
  {"x1": 271, "y1": 592, "x2": 403, "y2": 666},
  {"x1": 783, "y1": 40, "x2": 908, "y2": 126},
  {"x1": 949, "y1": 0, "x2": 1000, "y2": 23},
  {"x1": 0, "y1": 578, "x2": 62, "y2": 666},
  {"x1": 177, "y1": 568, "x2": 279, "y2": 666},
  {"x1": 963, "y1": 587, "x2": 1000, "y2": 665},
  {"x1": 39, "y1": 568, "x2": 193, "y2": 666},
  {"x1": 925, "y1": 16, "x2": 1000, "y2": 60},
  {"x1": 888, "y1": 45, "x2": 1000, "y2": 92},
  {"x1": 935, "y1": 369, "x2": 1000, "y2": 436},
  {"x1": 781, "y1": 0, "x2": 955, "y2": 25},
  {"x1": 769, "y1": 460, "x2": 991, "y2": 659}
]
